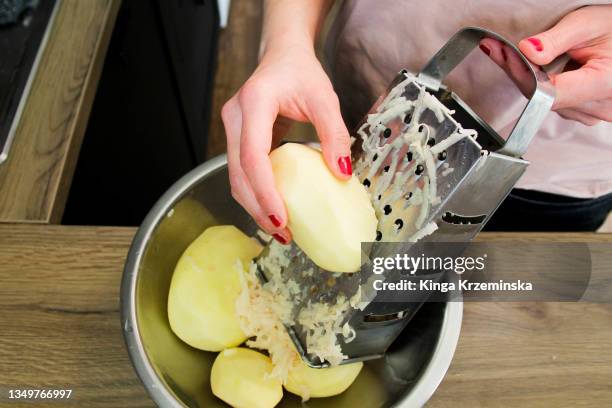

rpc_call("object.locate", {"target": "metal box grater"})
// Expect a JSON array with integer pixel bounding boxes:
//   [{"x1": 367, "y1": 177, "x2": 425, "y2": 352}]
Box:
[{"x1": 257, "y1": 27, "x2": 556, "y2": 367}]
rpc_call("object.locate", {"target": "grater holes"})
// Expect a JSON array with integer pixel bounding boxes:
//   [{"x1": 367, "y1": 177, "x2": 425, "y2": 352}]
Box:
[
  {"x1": 427, "y1": 138, "x2": 436, "y2": 147},
  {"x1": 383, "y1": 165, "x2": 390, "y2": 173},
  {"x1": 375, "y1": 231, "x2": 382, "y2": 241},
  {"x1": 404, "y1": 111, "x2": 413, "y2": 124},
  {"x1": 415, "y1": 164, "x2": 424, "y2": 175},
  {"x1": 383, "y1": 205, "x2": 392, "y2": 215},
  {"x1": 406, "y1": 151, "x2": 413, "y2": 162},
  {"x1": 442, "y1": 211, "x2": 487, "y2": 225},
  {"x1": 438, "y1": 151, "x2": 447, "y2": 161},
  {"x1": 364, "y1": 310, "x2": 410, "y2": 323},
  {"x1": 363, "y1": 178, "x2": 371, "y2": 187},
  {"x1": 383, "y1": 128, "x2": 392, "y2": 138},
  {"x1": 394, "y1": 219, "x2": 404, "y2": 229}
]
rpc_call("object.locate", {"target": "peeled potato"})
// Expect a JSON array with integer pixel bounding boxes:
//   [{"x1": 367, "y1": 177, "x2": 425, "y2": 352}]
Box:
[
  {"x1": 270, "y1": 143, "x2": 377, "y2": 273},
  {"x1": 284, "y1": 359, "x2": 363, "y2": 399},
  {"x1": 211, "y1": 348, "x2": 283, "y2": 408},
  {"x1": 168, "y1": 225, "x2": 262, "y2": 351}
]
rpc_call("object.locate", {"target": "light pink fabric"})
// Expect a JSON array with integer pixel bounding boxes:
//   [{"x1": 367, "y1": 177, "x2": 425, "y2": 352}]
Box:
[{"x1": 326, "y1": 0, "x2": 612, "y2": 198}]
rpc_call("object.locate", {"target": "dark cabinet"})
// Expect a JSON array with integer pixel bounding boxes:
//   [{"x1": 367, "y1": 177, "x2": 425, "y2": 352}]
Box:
[{"x1": 63, "y1": 0, "x2": 219, "y2": 226}]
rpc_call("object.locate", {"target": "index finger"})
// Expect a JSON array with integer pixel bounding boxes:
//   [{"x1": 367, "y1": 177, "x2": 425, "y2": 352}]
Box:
[
  {"x1": 238, "y1": 85, "x2": 289, "y2": 231},
  {"x1": 223, "y1": 96, "x2": 288, "y2": 237}
]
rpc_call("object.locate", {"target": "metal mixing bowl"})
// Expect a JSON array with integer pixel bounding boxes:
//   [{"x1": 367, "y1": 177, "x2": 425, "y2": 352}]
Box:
[{"x1": 121, "y1": 155, "x2": 463, "y2": 407}]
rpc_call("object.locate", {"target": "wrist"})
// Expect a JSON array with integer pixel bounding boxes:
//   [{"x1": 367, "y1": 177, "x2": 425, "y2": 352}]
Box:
[{"x1": 259, "y1": 32, "x2": 316, "y2": 62}]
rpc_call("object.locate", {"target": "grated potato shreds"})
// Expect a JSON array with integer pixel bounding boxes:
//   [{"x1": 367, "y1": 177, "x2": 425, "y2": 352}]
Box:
[
  {"x1": 234, "y1": 259, "x2": 331, "y2": 402},
  {"x1": 297, "y1": 297, "x2": 350, "y2": 366},
  {"x1": 235, "y1": 260, "x2": 301, "y2": 382},
  {"x1": 235, "y1": 239, "x2": 360, "y2": 383}
]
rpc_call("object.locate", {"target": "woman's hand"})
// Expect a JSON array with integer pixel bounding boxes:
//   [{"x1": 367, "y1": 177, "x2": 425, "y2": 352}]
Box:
[
  {"x1": 222, "y1": 46, "x2": 352, "y2": 244},
  {"x1": 480, "y1": 4, "x2": 612, "y2": 126}
]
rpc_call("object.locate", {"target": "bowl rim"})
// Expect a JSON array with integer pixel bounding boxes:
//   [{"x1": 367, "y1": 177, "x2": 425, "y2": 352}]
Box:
[{"x1": 120, "y1": 154, "x2": 463, "y2": 408}]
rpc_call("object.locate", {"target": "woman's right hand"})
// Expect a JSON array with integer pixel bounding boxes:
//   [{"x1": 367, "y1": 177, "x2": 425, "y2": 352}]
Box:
[{"x1": 222, "y1": 45, "x2": 352, "y2": 244}]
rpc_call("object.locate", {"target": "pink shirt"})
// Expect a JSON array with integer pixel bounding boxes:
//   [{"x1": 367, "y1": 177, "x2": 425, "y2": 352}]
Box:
[{"x1": 326, "y1": 0, "x2": 612, "y2": 198}]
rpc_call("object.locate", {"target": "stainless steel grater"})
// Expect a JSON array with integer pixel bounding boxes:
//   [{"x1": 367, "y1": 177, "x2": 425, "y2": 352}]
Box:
[{"x1": 257, "y1": 27, "x2": 556, "y2": 367}]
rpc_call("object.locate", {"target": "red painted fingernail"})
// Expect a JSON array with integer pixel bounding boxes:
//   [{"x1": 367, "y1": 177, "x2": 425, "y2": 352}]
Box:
[
  {"x1": 527, "y1": 37, "x2": 544, "y2": 52},
  {"x1": 272, "y1": 233, "x2": 287, "y2": 245},
  {"x1": 501, "y1": 47, "x2": 507, "y2": 62},
  {"x1": 269, "y1": 214, "x2": 282, "y2": 228},
  {"x1": 479, "y1": 44, "x2": 490, "y2": 56},
  {"x1": 338, "y1": 156, "x2": 352, "y2": 176}
]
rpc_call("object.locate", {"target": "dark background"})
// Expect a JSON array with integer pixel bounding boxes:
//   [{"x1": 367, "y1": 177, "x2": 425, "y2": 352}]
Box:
[{"x1": 63, "y1": 0, "x2": 219, "y2": 226}]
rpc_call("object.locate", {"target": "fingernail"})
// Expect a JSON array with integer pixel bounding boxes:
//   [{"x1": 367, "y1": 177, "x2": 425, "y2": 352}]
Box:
[
  {"x1": 268, "y1": 214, "x2": 282, "y2": 228},
  {"x1": 527, "y1": 37, "x2": 544, "y2": 52},
  {"x1": 272, "y1": 233, "x2": 288, "y2": 245},
  {"x1": 501, "y1": 47, "x2": 507, "y2": 62},
  {"x1": 338, "y1": 156, "x2": 352, "y2": 176},
  {"x1": 479, "y1": 44, "x2": 490, "y2": 56}
]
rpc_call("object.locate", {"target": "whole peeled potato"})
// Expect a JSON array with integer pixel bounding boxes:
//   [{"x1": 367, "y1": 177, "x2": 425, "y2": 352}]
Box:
[
  {"x1": 167, "y1": 225, "x2": 262, "y2": 351},
  {"x1": 270, "y1": 143, "x2": 377, "y2": 273},
  {"x1": 284, "y1": 359, "x2": 363, "y2": 399},
  {"x1": 211, "y1": 347, "x2": 283, "y2": 408}
]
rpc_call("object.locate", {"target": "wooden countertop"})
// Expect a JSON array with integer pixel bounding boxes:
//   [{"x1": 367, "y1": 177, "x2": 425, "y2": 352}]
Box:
[
  {"x1": 0, "y1": 0, "x2": 120, "y2": 224},
  {"x1": 0, "y1": 225, "x2": 611, "y2": 407}
]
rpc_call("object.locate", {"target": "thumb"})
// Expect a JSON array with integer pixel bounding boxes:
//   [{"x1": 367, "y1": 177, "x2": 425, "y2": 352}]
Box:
[
  {"x1": 518, "y1": 11, "x2": 592, "y2": 65},
  {"x1": 307, "y1": 94, "x2": 353, "y2": 180}
]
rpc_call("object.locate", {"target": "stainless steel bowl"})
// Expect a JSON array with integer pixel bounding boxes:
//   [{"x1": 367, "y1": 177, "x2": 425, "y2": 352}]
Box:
[{"x1": 121, "y1": 155, "x2": 463, "y2": 407}]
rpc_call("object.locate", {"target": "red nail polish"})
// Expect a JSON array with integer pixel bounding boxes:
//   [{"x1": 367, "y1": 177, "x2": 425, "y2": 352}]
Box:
[
  {"x1": 272, "y1": 233, "x2": 287, "y2": 245},
  {"x1": 338, "y1": 156, "x2": 352, "y2": 176},
  {"x1": 501, "y1": 47, "x2": 507, "y2": 62},
  {"x1": 269, "y1": 214, "x2": 282, "y2": 228},
  {"x1": 479, "y1": 44, "x2": 490, "y2": 56},
  {"x1": 527, "y1": 37, "x2": 544, "y2": 52}
]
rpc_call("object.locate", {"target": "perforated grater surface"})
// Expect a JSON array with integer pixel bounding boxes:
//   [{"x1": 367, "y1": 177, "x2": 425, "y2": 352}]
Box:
[{"x1": 256, "y1": 27, "x2": 556, "y2": 367}]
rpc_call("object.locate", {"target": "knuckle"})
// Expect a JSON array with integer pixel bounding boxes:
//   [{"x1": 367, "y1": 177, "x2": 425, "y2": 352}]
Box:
[
  {"x1": 221, "y1": 95, "x2": 239, "y2": 123},
  {"x1": 230, "y1": 187, "x2": 241, "y2": 203},
  {"x1": 221, "y1": 102, "x2": 233, "y2": 123},
  {"x1": 228, "y1": 173, "x2": 243, "y2": 200},
  {"x1": 228, "y1": 170, "x2": 241, "y2": 189},
  {"x1": 255, "y1": 216, "x2": 273, "y2": 232},
  {"x1": 229, "y1": 183, "x2": 244, "y2": 205},
  {"x1": 325, "y1": 90, "x2": 341, "y2": 106},
  {"x1": 239, "y1": 81, "x2": 263, "y2": 106},
  {"x1": 325, "y1": 128, "x2": 351, "y2": 150},
  {"x1": 318, "y1": 90, "x2": 341, "y2": 111},
  {"x1": 254, "y1": 189, "x2": 273, "y2": 212}
]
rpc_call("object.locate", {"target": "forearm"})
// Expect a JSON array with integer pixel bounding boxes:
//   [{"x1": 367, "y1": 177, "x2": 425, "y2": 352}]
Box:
[{"x1": 259, "y1": 0, "x2": 335, "y2": 60}]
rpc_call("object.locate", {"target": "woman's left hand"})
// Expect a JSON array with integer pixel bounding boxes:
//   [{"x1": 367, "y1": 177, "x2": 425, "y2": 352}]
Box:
[{"x1": 480, "y1": 4, "x2": 612, "y2": 126}]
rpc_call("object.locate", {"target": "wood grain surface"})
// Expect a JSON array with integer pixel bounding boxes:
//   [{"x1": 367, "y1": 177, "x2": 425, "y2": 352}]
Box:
[
  {"x1": 0, "y1": 225, "x2": 148, "y2": 407},
  {"x1": 0, "y1": 0, "x2": 120, "y2": 224},
  {"x1": 0, "y1": 225, "x2": 611, "y2": 407}
]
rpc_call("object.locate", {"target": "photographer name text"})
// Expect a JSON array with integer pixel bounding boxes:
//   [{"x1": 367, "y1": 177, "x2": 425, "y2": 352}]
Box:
[{"x1": 373, "y1": 279, "x2": 533, "y2": 292}]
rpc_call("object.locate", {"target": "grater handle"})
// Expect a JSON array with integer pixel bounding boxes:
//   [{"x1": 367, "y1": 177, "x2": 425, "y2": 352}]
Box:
[{"x1": 417, "y1": 26, "x2": 556, "y2": 158}]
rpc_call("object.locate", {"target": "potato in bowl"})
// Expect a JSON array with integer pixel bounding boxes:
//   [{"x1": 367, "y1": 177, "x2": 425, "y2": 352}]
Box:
[{"x1": 120, "y1": 153, "x2": 462, "y2": 408}]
